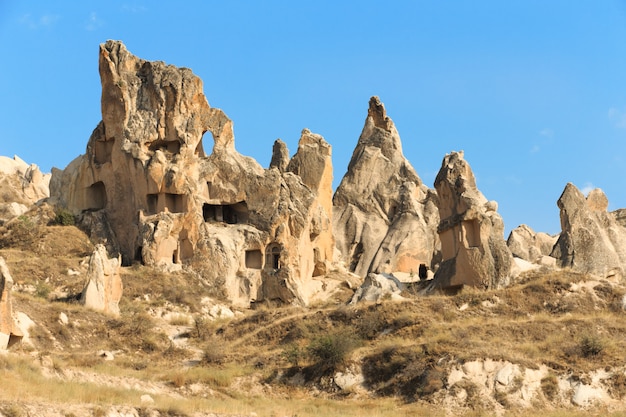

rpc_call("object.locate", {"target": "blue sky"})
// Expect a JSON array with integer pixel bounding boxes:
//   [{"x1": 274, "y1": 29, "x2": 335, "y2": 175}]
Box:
[{"x1": 1, "y1": 1, "x2": 625, "y2": 236}]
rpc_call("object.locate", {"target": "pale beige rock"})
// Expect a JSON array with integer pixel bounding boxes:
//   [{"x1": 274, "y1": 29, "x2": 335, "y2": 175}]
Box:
[
  {"x1": 80, "y1": 244, "x2": 123, "y2": 316},
  {"x1": 333, "y1": 97, "x2": 440, "y2": 278},
  {"x1": 0, "y1": 257, "x2": 22, "y2": 349},
  {"x1": 551, "y1": 183, "x2": 626, "y2": 277},
  {"x1": 429, "y1": 151, "x2": 513, "y2": 290},
  {"x1": 350, "y1": 273, "x2": 405, "y2": 304},
  {"x1": 507, "y1": 224, "x2": 557, "y2": 263},
  {"x1": 51, "y1": 41, "x2": 336, "y2": 307},
  {"x1": 0, "y1": 156, "x2": 50, "y2": 223}
]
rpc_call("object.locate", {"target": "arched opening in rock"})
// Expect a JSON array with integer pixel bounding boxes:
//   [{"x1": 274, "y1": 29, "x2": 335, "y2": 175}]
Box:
[
  {"x1": 85, "y1": 181, "x2": 107, "y2": 211},
  {"x1": 202, "y1": 201, "x2": 248, "y2": 224},
  {"x1": 94, "y1": 139, "x2": 114, "y2": 164},
  {"x1": 172, "y1": 248, "x2": 179, "y2": 264},
  {"x1": 245, "y1": 249, "x2": 263, "y2": 269},
  {"x1": 265, "y1": 243, "x2": 281, "y2": 270},
  {"x1": 196, "y1": 130, "x2": 214, "y2": 158}
]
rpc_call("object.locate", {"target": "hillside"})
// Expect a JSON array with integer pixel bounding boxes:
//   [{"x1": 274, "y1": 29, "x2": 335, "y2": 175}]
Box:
[{"x1": 1, "y1": 213, "x2": 626, "y2": 417}]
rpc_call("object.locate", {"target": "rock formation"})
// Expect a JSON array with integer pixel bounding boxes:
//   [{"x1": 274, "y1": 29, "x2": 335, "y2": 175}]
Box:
[
  {"x1": 507, "y1": 224, "x2": 557, "y2": 264},
  {"x1": 0, "y1": 156, "x2": 50, "y2": 224},
  {"x1": 551, "y1": 183, "x2": 626, "y2": 278},
  {"x1": 333, "y1": 97, "x2": 440, "y2": 278},
  {"x1": 430, "y1": 151, "x2": 512, "y2": 290},
  {"x1": 0, "y1": 257, "x2": 22, "y2": 349},
  {"x1": 50, "y1": 40, "x2": 335, "y2": 306},
  {"x1": 80, "y1": 244, "x2": 123, "y2": 316},
  {"x1": 350, "y1": 273, "x2": 405, "y2": 304}
]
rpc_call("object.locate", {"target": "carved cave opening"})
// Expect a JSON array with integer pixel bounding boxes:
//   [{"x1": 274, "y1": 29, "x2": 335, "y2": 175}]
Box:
[
  {"x1": 94, "y1": 139, "x2": 114, "y2": 165},
  {"x1": 149, "y1": 139, "x2": 181, "y2": 155},
  {"x1": 265, "y1": 243, "x2": 281, "y2": 270},
  {"x1": 245, "y1": 249, "x2": 263, "y2": 269},
  {"x1": 84, "y1": 181, "x2": 107, "y2": 211},
  {"x1": 147, "y1": 193, "x2": 186, "y2": 214},
  {"x1": 203, "y1": 201, "x2": 249, "y2": 224},
  {"x1": 134, "y1": 246, "x2": 143, "y2": 263}
]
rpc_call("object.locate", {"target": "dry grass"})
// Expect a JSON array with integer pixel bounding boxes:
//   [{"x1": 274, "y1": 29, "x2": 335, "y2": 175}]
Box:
[{"x1": 3, "y1": 217, "x2": 626, "y2": 415}]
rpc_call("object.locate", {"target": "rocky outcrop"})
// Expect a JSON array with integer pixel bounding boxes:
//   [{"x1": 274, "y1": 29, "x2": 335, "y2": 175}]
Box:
[
  {"x1": 507, "y1": 224, "x2": 557, "y2": 264},
  {"x1": 350, "y1": 273, "x2": 405, "y2": 304},
  {"x1": 430, "y1": 151, "x2": 512, "y2": 290},
  {"x1": 333, "y1": 97, "x2": 440, "y2": 278},
  {"x1": 50, "y1": 41, "x2": 335, "y2": 306},
  {"x1": 0, "y1": 257, "x2": 22, "y2": 349},
  {"x1": 0, "y1": 156, "x2": 50, "y2": 223},
  {"x1": 80, "y1": 244, "x2": 123, "y2": 316},
  {"x1": 551, "y1": 183, "x2": 626, "y2": 278}
]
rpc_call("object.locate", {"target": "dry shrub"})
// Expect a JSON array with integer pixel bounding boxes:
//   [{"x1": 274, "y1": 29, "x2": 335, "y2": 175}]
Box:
[
  {"x1": 607, "y1": 372, "x2": 626, "y2": 399},
  {"x1": 541, "y1": 374, "x2": 559, "y2": 401}
]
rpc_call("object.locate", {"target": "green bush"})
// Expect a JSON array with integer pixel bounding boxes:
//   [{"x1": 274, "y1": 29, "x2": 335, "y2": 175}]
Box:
[
  {"x1": 307, "y1": 332, "x2": 359, "y2": 371},
  {"x1": 53, "y1": 209, "x2": 75, "y2": 226}
]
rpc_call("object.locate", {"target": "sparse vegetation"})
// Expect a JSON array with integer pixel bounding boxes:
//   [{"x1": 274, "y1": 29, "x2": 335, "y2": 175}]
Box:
[{"x1": 3, "y1": 219, "x2": 626, "y2": 416}]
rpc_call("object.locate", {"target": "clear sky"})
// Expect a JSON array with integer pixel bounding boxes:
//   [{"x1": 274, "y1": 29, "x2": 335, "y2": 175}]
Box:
[{"x1": 1, "y1": 1, "x2": 625, "y2": 236}]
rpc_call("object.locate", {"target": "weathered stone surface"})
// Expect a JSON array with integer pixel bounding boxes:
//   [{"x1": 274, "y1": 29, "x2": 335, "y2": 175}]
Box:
[
  {"x1": 507, "y1": 224, "x2": 557, "y2": 263},
  {"x1": 551, "y1": 183, "x2": 626, "y2": 277},
  {"x1": 269, "y1": 139, "x2": 289, "y2": 172},
  {"x1": 430, "y1": 151, "x2": 512, "y2": 290},
  {"x1": 0, "y1": 256, "x2": 23, "y2": 348},
  {"x1": 51, "y1": 41, "x2": 335, "y2": 306},
  {"x1": 0, "y1": 156, "x2": 50, "y2": 223},
  {"x1": 333, "y1": 97, "x2": 440, "y2": 278},
  {"x1": 613, "y1": 208, "x2": 626, "y2": 228},
  {"x1": 350, "y1": 272, "x2": 405, "y2": 304},
  {"x1": 80, "y1": 244, "x2": 123, "y2": 316}
]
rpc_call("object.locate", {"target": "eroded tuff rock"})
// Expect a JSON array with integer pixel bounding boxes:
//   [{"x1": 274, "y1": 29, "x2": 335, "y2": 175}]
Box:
[
  {"x1": 551, "y1": 183, "x2": 626, "y2": 278},
  {"x1": 80, "y1": 244, "x2": 123, "y2": 316},
  {"x1": 333, "y1": 97, "x2": 440, "y2": 278},
  {"x1": 507, "y1": 224, "x2": 557, "y2": 264},
  {"x1": 51, "y1": 41, "x2": 334, "y2": 306},
  {"x1": 0, "y1": 156, "x2": 50, "y2": 223},
  {"x1": 430, "y1": 151, "x2": 512, "y2": 290},
  {"x1": 0, "y1": 257, "x2": 22, "y2": 349}
]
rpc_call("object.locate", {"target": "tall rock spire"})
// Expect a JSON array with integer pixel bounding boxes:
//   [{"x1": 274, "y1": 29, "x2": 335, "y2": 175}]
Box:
[{"x1": 333, "y1": 96, "x2": 440, "y2": 278}]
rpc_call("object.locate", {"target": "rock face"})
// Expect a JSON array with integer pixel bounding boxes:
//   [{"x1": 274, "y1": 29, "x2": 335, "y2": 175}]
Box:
[
  {"x1": 507, "y1": 224, "x2": 557, "y2": 263},
  {"x1": 0, "y1": 156, "x2": 50, "y2": 223},
  {"x1": 350, "y1": 273, "x2": 405, "y2": 304},
  {"x1": 430, "y1": 151, "x2": 512, "y2": 290},
  {"x1": 551, "y1": 183, "x2": 626, "y2": 277},
  {"x1": 333, "y1": 97, "x2": 440, "y2": 278},
  {"x1": 50, "y1": 41, "x2": 334, "y2": 306},
  {"x1": 0, "y1": 257, "x2": 22, "y2": 349},
  {"x1": 80, "y1": 244, "x2": 123, "y2": 316}
]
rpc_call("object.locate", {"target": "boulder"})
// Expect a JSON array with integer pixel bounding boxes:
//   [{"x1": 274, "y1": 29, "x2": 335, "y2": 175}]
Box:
[
  {"x1": 507, "y1": 224, "x2": 557, "y2": 263},
  {"x1": 551, "y1": 184, "x2": 626, "y2": 277},
  {"x1": 429, "y1": 151, "x2": 513, "y2": 290},
  {"x1": 350, "y1": 272, "x2": 405, "y2": 304},
  {"x1": 0, "y1": 257, "x2": 23, "y2": 349},
  {"x1": 80, "y1": 244, "x2": 123, "y2": 316},
  {"x1": 333, "y1": 97, "x2": 440, "y2": 278},
  {"x1": 50, "y1": 41, "x2": 336, "y2": 307}
]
